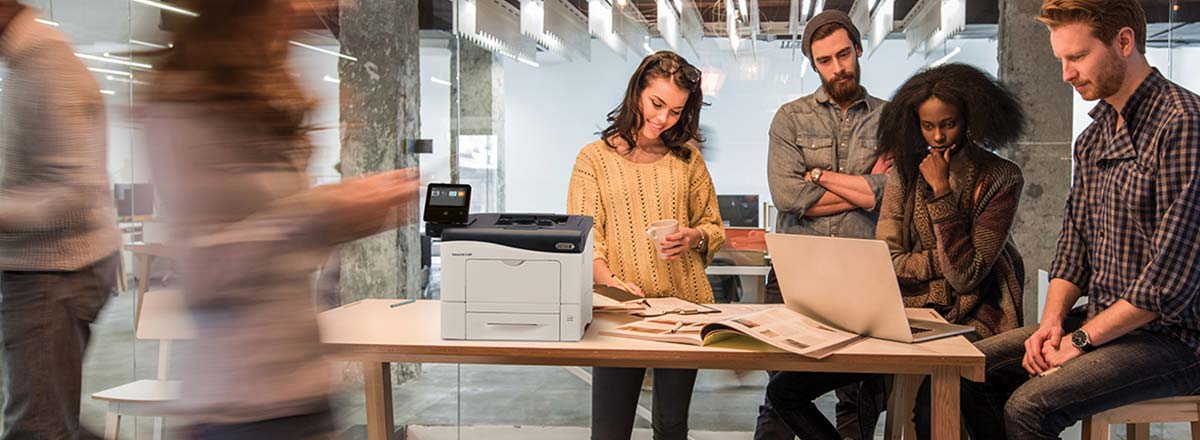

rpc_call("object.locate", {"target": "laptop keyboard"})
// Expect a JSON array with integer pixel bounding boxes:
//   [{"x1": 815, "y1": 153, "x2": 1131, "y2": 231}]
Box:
[{"x1": 910, "y1": 326, "x2": 934, "y2": 335}]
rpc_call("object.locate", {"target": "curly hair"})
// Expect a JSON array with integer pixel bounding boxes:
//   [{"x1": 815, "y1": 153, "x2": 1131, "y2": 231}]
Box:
[
  {"x1": 600, "y1": 51, "x2": 705, "y2": 161},
  {"x1": 877, "y1": 63, "x2": 1026, "y2": 184}
]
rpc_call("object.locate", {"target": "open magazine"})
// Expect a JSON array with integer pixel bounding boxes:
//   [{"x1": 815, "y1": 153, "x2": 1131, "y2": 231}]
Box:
[{"x1": 601, "y1": 306, "x2": 864, "y2": 359}]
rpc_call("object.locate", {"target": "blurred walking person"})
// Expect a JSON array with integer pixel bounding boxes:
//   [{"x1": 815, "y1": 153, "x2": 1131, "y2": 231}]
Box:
[
  {"x1": 142, "y1": 0, "x2": 419, "y2": 438},
  {"x1": 0, "y1": 1, "x2": 121, "y2": 439}
]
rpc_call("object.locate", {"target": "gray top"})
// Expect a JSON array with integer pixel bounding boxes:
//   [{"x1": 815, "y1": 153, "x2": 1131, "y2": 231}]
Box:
[
  {"x1": 767, "y1": 87, "x2": 887, "y2": 239},
  {"x1": 0, "y1": 10, "x2": 119, "y2": 271}
]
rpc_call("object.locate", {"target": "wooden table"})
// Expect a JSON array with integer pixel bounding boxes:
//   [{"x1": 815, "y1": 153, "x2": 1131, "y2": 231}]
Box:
[
  {"x1": 123, "y1": 243, "x2": 172, "y2": 328},
  {"x1": 319, "y1": 300, "x2": 984, "y2": 440}
]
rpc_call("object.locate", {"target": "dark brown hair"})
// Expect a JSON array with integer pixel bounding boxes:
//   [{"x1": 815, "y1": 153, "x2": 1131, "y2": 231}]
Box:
[
  {"x1": 599, "y1": 51, "x2": 704, "y2": 161},
  {"x1": 150, "y1": 0, "x2": 314, "y2": 152},
  {"x1": 877, "y1": 63, "x2": 1026, "y2": 184},
  {"x1": 1038, "y1": 0, "x2": 1147, "y2": 54},
  {"x1": 811, "y1": 22, "x2": 862, "y2": 54}
]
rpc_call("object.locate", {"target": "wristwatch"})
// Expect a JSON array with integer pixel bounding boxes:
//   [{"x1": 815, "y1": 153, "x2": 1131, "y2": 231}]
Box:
[
  {"x1": 693, "y1": 231, "x2": 708, "y2": 253},
  {"x1": 809, "y1": 168, "x2": 824, "y2": 184},
  {"x1": 1071, "y1": 329, "x2": 1094, "y2": 352}
]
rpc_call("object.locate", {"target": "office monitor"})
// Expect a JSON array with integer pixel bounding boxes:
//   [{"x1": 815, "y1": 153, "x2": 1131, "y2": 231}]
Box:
[
  {"x1": 717, "y1": 194, "x2": 759, "y2": 228},
  {"x1": 114, "y1": 183, "x2": 155, "y2": 218}
]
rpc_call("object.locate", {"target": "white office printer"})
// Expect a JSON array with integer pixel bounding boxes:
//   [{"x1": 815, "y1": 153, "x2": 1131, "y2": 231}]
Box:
[{"x1": 439, "y1": 213, "x2": 594, "y2": 342}]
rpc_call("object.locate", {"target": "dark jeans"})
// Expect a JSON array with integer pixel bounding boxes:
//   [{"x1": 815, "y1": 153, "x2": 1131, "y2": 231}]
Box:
[
  {"x1": 760, "y1": 372, "x2": 896, "y2": 440},
  {"x1": 963, "y1": 318, "x2": 1200, "y2": 440},
  {"x1": 189, "y1": 406, "x2": 334, "y2": 439},
  {"x1": 753, "y1": 271, "x2": 883, "y2": 440},
  {"x1": 0, "y1": 253, "x2": 118, "y2": 440},
  {"x1": 592, "y1": 367, "x2": 697, "y2": 440}
]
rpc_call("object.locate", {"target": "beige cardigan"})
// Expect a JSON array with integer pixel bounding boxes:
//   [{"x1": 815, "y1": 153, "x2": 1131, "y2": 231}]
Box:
[{"x1": 567, "y1": 140, "x2": 725, "y2": 304}]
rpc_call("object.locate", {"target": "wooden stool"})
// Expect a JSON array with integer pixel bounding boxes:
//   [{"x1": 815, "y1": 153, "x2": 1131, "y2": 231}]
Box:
[
  {"x1": 92, "y1": 289, "x2": 195, "y2": 440},
  {"x1": 1082, "y1": 396, "x2": 1200, "y2": 440}
]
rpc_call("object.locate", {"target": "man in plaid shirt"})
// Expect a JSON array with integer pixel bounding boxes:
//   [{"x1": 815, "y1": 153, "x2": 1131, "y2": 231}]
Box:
[{"x1": 961, "y1": 1, "x2": 1200, "y2": 439}]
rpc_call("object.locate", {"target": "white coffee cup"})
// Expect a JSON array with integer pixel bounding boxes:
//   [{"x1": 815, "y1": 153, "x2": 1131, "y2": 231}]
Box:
[{"x1": 645, "y1": 219, "x2": 681, "y2": 259}]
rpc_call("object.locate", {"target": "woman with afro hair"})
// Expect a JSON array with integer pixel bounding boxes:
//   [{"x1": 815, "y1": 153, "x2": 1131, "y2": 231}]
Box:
[{"x1": 877, "y1": 62, "x2": 1028, "y2": 438}]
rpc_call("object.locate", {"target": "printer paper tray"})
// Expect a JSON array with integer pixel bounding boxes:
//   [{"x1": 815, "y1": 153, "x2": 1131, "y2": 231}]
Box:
[
  {"x1": 465, "y1": 312, "x2": 560, "y2": 341},
  {"x1": 465, "y1": 302, "x2": 561, "y2": 314}
]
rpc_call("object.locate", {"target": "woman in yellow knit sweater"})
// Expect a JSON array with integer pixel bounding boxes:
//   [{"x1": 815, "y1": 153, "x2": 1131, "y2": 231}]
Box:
[{"x1": 568, "y1": 51, "x2": 725, "y2": 440}]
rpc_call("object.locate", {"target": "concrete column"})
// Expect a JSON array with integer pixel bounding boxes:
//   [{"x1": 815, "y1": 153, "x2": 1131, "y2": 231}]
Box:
[
  {"x1": 450, "y1": 42, "x2": 506, "y2": 211},
  {"x1": 998, "y1": 0, "x2": 1075, "y2": 324},
  {"x1": 338, "y1": 0, "x2": 423, "y2": 382}
]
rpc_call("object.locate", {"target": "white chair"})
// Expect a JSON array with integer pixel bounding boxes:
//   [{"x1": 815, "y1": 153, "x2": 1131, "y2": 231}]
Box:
[{"x1": 92, "y1": 289, "x2": 195, "y2": 440}]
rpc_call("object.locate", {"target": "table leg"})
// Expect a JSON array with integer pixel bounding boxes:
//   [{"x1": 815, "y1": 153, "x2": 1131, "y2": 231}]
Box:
[
  {"x1": 886, "y1": 374, "x2": 923, "y2": 440},
  {"x1": 931, "y1": 367, "x2": 961, "y2": 440},
  {"x1": 134, "y1": 255, "x2": 153, "y2": 329},
  {"x1": 364, "y1": 361, "x2": 395, "y2": 440}
]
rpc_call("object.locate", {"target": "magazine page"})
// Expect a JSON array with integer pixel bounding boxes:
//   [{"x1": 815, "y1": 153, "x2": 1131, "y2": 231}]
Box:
[
  {"x1": 600, "y1": 304, "x2": 761, "y2": 345},
  {"x1": 702, "y1": 308, "x2": 862, "y2": 359},
  {"x1": 592, "y1": 285, "x2": 646, "y2": 312},
  {"x1": 593, "y1": 295, "x2": 733, "y2": 315},
  {"x1": 599, "y1": 317, "x2": 711, "y2": 345}
]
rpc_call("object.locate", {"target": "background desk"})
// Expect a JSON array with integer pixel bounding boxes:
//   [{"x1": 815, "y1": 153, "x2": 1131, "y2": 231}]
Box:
[
  {"x1": 705, "y1": 265, "x2": 771, "y2": 304},
  {"x1": 124, "y1": 243, "x2": 172, "y2": 329},
  {"x1": 319, "y1": 300, "x2": 983, "y2": 440}
]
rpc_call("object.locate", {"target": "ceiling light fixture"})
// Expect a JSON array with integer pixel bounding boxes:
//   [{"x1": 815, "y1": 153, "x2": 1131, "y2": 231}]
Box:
[
  {"x1": 288, "y1": 41, "x2": 358, "y2": 62},
  {"x1": 106, "y1": 76, "x2": 149, "y2": 86},
  {"x1": 75, "y1": 53, "x2": 152, "y2": 69},
  {"x1": 131, "y1": 0, "x2": 198, "y2": 17},
  {"x1": 521, "y1": 0, "x2": 590, "y2": 61},
  {"x1": 89, "y1": 67, "x2": 132, "y2": 77},
  {"x1": 928, "y1": 46, "x2": 961, "y2": 67},
  {"x1": 456, "y1": 0, "x2": 538, "y2": 65},
  {"x1": 129, "y1": 39, "x2": 169, "y2": 49}
]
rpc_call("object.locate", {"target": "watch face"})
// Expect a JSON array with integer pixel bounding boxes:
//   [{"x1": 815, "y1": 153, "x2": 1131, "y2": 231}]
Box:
[{"x1": 1072, "y1": 330, "x2": 1087, "y2": 348}]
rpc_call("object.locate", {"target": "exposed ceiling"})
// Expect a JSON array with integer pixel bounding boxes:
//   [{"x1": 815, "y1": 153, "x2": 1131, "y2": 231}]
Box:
[
  {"x1": 21, "y1": 0, "x2": 1200, "y2": 49},
  {"x1": 423, "y1": 0, "x2": 1200, "y2": 44}
]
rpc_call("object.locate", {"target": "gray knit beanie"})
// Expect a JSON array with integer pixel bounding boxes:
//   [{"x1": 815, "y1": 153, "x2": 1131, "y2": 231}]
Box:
[{"x1": 802, "y1": 10, "x2": 863, "y2": 61}]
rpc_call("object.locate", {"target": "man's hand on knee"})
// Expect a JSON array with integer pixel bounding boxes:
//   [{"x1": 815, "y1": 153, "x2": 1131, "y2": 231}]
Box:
[{"x1": 1022, "y1": 324, "x2": 1063, "y2": 375}]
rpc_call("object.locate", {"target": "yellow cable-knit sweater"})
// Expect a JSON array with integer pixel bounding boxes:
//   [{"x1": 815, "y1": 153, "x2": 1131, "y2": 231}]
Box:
[{"x1": 567, "y1": 140, "x2": 726, "y2": 304}]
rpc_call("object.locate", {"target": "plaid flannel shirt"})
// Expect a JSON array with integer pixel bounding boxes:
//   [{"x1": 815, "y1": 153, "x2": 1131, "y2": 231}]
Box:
[{"x1": 1050, "y1": 69, "x2": 1200, "y2": 353}]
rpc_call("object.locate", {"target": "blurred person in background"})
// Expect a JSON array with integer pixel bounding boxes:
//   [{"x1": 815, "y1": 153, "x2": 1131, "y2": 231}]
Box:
[
  {"x1": 141, "y1": 0, "x2": 419, "y2": 438},
  {"x1": 0, "y1": 1, "x2": 121, "y2": 439}
]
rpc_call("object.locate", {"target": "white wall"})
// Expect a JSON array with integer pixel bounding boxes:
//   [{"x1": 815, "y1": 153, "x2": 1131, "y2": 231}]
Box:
[{"x1": 503, "y1": 37, "x2": 1000, "y2": 214}]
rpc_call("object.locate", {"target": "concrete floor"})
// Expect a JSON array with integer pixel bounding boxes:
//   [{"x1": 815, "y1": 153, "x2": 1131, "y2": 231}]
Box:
[{"x1": 0, "y1": 284, "x2": 1172, "y2": 439}]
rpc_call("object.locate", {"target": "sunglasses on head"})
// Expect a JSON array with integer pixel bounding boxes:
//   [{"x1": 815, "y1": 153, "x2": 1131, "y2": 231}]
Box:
[{"x1": 651, "y1": 55, "x2": 702, "y2": 87}]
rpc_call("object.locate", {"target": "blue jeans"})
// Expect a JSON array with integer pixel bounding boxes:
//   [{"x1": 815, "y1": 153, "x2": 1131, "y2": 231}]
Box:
[
  {"x1": 591, "y1": 367, "x2": 697, "y2": 440},
  {"x1": 0, "y1": 253, "x2": 118, "y2": 440},
  {"x1": 962, "y1": 318, "x2": 1200, "y2": 440}
]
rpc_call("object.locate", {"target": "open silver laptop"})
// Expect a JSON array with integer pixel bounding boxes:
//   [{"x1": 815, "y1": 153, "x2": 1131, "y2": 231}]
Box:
[{"x1": 764, "y1": 233, "x2": 974, "y2": 343}]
